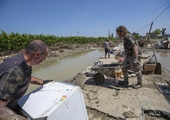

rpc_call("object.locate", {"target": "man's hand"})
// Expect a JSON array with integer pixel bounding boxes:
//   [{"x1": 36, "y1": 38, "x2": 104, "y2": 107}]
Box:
[{"x1": 43, "y1": 80, "x2": 54, "y2": 85}]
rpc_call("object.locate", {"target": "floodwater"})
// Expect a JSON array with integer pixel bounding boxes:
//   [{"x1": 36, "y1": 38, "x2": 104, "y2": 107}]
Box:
[
  {"x1": 146, "y1": 50, "x2": 170, "y2": 72},
  {"x1": 26, "y1": 49, "x2": 170, "y2": 94},
  {"x1": 156, "y1": 50, "x2": 170, "y2": 72},
  {"x1": 26, "y1": 49, "x2": 104, "y2": 94}
]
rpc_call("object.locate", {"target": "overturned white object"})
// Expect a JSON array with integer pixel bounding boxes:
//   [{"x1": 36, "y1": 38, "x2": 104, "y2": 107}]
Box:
[{"x1": 18, "y1": 82, "x2": 88, "y2": 120}]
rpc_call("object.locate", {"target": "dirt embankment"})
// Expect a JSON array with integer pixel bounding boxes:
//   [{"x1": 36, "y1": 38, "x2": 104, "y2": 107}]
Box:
[{"x1": 0, "y1": 42, "x2": 100, "y2": 63}]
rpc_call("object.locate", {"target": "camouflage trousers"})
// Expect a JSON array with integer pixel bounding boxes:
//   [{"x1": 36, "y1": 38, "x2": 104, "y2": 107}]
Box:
[
  {"x1": 122, "y1": 56, "x2": 142, "y2": 84},
  {"x1": 0, "y1": 107, "x2": 27, "y2": 120}
]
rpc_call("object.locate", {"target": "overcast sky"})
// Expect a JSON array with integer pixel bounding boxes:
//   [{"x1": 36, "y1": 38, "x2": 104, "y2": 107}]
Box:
[{"x1": 0, "y1": 0, "x2": 170, "y2": 37}]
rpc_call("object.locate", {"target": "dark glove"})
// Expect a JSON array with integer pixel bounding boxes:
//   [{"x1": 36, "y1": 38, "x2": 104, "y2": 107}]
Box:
[{"x1": 43, "y1": 80, "x2": 54, "y2": 85}]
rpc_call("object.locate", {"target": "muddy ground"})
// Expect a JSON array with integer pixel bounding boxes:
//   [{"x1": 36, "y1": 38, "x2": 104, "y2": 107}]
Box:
[
  {"x1": 71, "y1": 47, "x2": 170, "y2": 120},
  {"x1": 0, "y1": 43, "x2": 170, "y2": 120}
]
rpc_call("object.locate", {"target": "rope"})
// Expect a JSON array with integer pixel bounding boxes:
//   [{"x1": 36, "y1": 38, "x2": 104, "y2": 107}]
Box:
[
  {"x1": 152, "y1": 4, "x2": 170, "y2": 23},
  {"x1": 134, "y1": 3, "x2": 170, "y2": 33}
]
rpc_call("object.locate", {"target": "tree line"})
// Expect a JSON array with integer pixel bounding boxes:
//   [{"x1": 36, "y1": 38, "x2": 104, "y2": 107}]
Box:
[
  {"x1": 0, "y1": 30, "x2": 110, "y2": 52},
  {"x1": 132, "y1": 28, "x2": 167, "y2": 39}
]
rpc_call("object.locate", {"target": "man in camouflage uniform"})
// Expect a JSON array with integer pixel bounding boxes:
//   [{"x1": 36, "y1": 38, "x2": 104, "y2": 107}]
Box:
[
  {"x1": 0, "y1": 40, "x2": 53, "y2": 119},
  {"x1": 116, "y1": 26, "x2": 143, "y2": 89}
]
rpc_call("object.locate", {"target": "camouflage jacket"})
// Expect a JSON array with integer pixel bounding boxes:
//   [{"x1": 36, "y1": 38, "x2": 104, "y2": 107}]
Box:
[
  {"x1": 123, "y1": 34, "x2": 141, "y2": 57},
  {"x1": 0, "y1": 54, "x2": 32, "y2": 109}
]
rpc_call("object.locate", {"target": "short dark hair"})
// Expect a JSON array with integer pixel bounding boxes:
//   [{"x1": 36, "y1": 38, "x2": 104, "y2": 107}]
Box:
[{"x1": 25, "y1": 40, "x2": 47, "y2": 55}]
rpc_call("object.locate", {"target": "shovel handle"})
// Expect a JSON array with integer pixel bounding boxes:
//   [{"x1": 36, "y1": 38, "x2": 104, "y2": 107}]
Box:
[{"x1": 147, "y1": 22, "x2": 157, "y2": 62}]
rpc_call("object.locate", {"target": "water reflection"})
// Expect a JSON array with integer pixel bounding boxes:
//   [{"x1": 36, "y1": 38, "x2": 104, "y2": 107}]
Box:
[{"x1": 26, "y1": 49, "x2": 104, "y2": 94}]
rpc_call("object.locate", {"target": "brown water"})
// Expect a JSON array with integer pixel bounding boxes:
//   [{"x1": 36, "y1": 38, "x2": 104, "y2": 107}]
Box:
[
  {"x1": 26, "y1": 49, "x2": 170, "y2": 94},
  {"x1": 26, "y1": 49, "x2": 104, "y2": 94},
  {"x1": 156, "y1": 50, "x2": 170, "y2": 72},
  {"x1": 146, "y1": 50, "x2": 170, "y2": 72}
]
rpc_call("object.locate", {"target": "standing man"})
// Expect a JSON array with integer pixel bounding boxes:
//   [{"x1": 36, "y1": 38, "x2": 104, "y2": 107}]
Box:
[
  {"x1": 104, "y1": 39, "x2": 110, "y2": 58},
  {"x1": 0, "y1": 40, "x2": 53, "y2": 119},
  {"x1": 116, "y1": 26, "x2": 142, "y2": 89}
]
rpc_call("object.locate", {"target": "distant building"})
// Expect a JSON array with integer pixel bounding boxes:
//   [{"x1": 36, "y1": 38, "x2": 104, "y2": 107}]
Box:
[{"x1": 146, "y1": 32, "x2": 157, "y2": 37}]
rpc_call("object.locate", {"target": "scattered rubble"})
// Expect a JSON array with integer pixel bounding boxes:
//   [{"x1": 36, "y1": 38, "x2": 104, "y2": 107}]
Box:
[
  {"x1": 71, "y1": 47, "x2": 170, "y2": 120},
  {"x1": 154, "y1": 37, "x2": 170, "y2": 49}
]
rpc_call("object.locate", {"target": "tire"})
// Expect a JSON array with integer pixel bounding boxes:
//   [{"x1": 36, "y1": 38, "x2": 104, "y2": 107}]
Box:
[{"x1": 93, "y1": 73, "x2": 105, "y2": 84}]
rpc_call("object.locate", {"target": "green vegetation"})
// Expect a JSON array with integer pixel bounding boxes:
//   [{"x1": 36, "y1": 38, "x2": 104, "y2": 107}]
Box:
[
  {"x1": 153, "y1": 29, "x2": 161, "y2": 35},
  {"x1": 132, "y1": 32, "x2": 140, "y2": 39},
  {"x1": 0, "y1": 30, "x2": 113, "y2": 52}
]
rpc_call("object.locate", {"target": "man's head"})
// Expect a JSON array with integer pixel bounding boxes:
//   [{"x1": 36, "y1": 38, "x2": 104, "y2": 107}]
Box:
[
  {"x1": 24, "y1": 40, "x2": 48, "y2": 66},
  {"x1": 116, "y1": 26, "x2": 128, "y2": 38}
]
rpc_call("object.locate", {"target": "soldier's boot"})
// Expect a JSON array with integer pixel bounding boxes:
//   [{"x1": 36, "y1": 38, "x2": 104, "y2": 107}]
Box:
[
  {"x1": 118, "y1": 77, "x2": 129, "y2": 87},
  {"x1": 132, "y1": 82, "x2": 142, "y2": 89},
  {"x1": 132, "y1": 73, "x2": 142, "y2": 89},
  {"x1": 105, "y1": 54, "x2": 107, "y2": 58}
]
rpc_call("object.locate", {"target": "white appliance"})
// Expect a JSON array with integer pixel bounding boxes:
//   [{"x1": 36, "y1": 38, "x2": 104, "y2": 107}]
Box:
[{"x1": 18, "y1": 82, "x2": 88, "y2": 120}]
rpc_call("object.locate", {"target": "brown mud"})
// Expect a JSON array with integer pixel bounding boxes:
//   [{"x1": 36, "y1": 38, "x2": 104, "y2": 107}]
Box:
[
  {"x1": 0, "y1": 43, "x2": 170, "y2": 120},
  {"x1": 70, "y1": 47, "x2": 170, "y2": 120}
]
